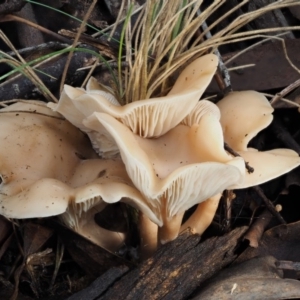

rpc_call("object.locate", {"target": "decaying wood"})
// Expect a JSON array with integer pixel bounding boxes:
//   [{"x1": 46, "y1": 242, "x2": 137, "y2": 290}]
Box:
[
  {"x1": 192, "y1": 256, "x2": 300, "y2": 300},
  {"x1": 70, "y1": 227, "x2": 247, "y2": 300},
  {"x1": 67, "y1": 266, "x2": 129, "y2": 300},
  {"x1": 249, "y1": 0, "x2": 295, "y2": 39}
]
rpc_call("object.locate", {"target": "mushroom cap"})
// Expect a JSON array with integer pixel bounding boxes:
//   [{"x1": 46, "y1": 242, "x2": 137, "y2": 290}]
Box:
[
  {"x1": 49, "y1": 54, "x2": 218, "y2": 158},
  {"x1": 0, "y1": 178, "x2": 71, "y2": 218},
  {"x1": 232, "y1": 148, "x2": 300, "y2": 189},
  {"x1": 76, "y1": 54, "x2": 218, "y2": 138},
  {"x1": 0, "y1": 101, "x2": 97, "y2": 216},
  {"x1": 68, "y1": 158, "x2": 131, "y2": 188},
  {"x1": 61, "y1": 158, "x2": 158, "y2": 249},
  {"x1": 86, "y1": 77, "x2": 120, "y2": 105},
  {"x1": 48, "y1": 85, "x2": 121, "y2": 158},
  {"x1": 47, "y1": 87, "x2": 88, "y2": 133},
  {"x1": 68, "y1": 158, "x2": 161, "y2": 226},
  {"x1": 86, "y1": 112, "x2": 244, "y2": 224},
  {"x1": 217, "y1": 91, "x2": 274, "y2": 151}
]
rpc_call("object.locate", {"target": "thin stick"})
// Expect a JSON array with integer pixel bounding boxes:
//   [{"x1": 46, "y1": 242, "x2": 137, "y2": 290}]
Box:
[
  {"x1": 271, "y1": 78, "x2": 300, "y2": 105},
  {"x1": 224, "y1": 143, "x2": 254, "y2": 173},
  {"x1": 197, "y1": 8, "x2": 231, "y2": 92},
  {"x1": 59, "y1": 0, "x2": 97, "y2": 93},
  {"x1": 252, "y1": 186, "x2": 286, "y2": 225},
  {"x1": 244, "y1": 208, "x2": 273, "y2": 248},
  {"x1": 276, "y1": 260, "x2": 300, "y2": 271}
]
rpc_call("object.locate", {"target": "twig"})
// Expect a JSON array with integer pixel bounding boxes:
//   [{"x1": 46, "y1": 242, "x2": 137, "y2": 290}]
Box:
[
  {"x1": 59, "y1": 0, "x2": 98, "y2": 93},
  {"x1": 271, "y1": 78, "x2": 300, "y2": 105},
  {"x1": 252, "y1": 186, "x2": 286, "y2": 225},
  {"x1": 222, "y1": 190, "x2": 235, "y2": 233},
  {"x1": 244, "y1": 208, "x2": 273, "y2": 248},
  {"x1": 276, "y1": 260, "x2": 300, "y2": 271},
  {"x1": 224, "y1": 143, "x2": 254, "y2": 173},
  {"x1": 197, "y1": 9, "x2": 232, "y2": 93}
]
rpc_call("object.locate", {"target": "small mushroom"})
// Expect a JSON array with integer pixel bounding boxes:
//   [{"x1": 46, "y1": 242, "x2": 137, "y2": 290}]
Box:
[
  {"x1": 217, "y1": 91, "x2": 300, "y2": 188},
  {"x1": 48, "y1": 54, "x2": 219, "y2": 157}
]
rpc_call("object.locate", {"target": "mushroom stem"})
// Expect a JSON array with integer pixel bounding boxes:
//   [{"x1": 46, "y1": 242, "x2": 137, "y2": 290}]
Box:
[
  {"x1": 180, "y1": 193, "x2": 222, "y2": 235},
  {"x1": 139, "y1": 212, "x2": 158, "y2": 260},
  {"x1": 158, "y1": 211, "x2": 185, "y2": 245}
]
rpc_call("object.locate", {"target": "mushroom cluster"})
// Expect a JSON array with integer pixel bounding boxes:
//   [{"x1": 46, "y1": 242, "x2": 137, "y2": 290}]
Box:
[
  {"x1": 1, "y1": 54, "x2": 300, "y2": 259},
  {"x1": 48, "y1": 53, "x2": 300, "y2": 257}
]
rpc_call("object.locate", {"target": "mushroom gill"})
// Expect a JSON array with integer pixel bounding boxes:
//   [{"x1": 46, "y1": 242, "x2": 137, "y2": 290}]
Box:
[{"x1": 48, "y1": 54, "x2": 219, "y2": 157}]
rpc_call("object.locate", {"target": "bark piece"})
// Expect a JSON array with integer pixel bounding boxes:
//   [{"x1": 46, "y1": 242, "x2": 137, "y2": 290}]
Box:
[
  {"x1": 67, "y1": 266, "x2": 129, "y2": 300},
  {"x1": 97, "y1": 227, "x2": 247, "y2": 300}
]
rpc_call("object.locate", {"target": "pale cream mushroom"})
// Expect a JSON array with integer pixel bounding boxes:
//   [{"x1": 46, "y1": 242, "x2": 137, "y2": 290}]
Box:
[
  {"x1": 60, "y1": 158, "x2": 156, "y2": 252},
  {"x1": 48, "y1": 54, "x2": 219, "y2": 157},
  {"x1": 181, "y1": 92, "x2": 300, "y2": 237},
  {"x1": 84, "y1": 110, "x2": 245, "y2": 249},
  {"x1": 47, "y1": 85, "x2": 121, "y2": 158},
  {"x1": 0, "y1": 102, "x2": 148, "y2": 252},
  {"x1": 0, "y1": 178, "x2": 72, "y2": 218},
  {"x1": 217, "y1": 91, "x2": 300, "y2": 188},
  {"x1": 0, "y1": 101, "x2": 97, "y2": 202}
]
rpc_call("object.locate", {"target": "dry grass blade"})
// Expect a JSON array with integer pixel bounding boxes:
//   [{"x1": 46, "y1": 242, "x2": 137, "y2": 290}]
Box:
[
  {"x1": 59, "y1": 0, "x2": 98, "y2": 93},
  {"x1": 117, "y1": 0, "x2": 300, "y2": 104},
  {"x1": 0, "y1": 30, "x2": 58, "y2": 102}
]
